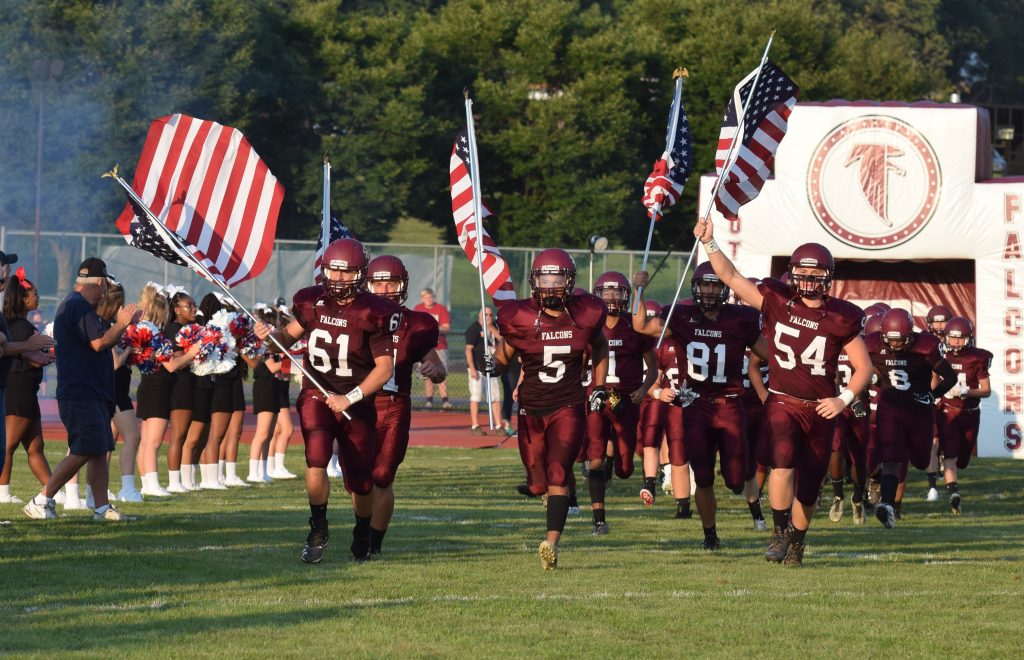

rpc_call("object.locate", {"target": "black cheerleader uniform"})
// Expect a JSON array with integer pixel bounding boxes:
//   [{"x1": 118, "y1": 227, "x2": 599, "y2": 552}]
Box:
[{"x1": 4, "y1": 316, "x2": 43, "y2": 420}]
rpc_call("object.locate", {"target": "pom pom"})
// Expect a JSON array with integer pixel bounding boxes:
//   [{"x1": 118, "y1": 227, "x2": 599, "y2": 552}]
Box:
[{"x1": 120, "y1": 321, "x2": 173, "y2": 374}]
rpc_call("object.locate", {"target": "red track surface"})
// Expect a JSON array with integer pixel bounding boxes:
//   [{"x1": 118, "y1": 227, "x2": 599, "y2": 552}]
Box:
[{"x1": 37, "y1": 400, "x2": 514, "y2": 450}]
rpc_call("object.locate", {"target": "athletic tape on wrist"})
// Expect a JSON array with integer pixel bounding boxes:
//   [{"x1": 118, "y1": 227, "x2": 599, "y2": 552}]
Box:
[
  {"x1": 652, "y1": 388, "x2": 663, "y2": 400},
  {"x1": 345, "y1": 386, "x2": 364, "y2": 405},
  {"x1": 838, "y1": 389, "x2": 855, "y2": 407},
  {"x1": 703, "y1": 239, "x2": 720, "y2": 256}
]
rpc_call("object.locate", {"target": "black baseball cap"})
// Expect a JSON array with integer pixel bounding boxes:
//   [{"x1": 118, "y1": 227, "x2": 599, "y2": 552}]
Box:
[
  {"x1": 0, "y1": 250, "x2": 18, "y2": 266},
  {"x1": 78, "y1": 257, "x2": 110, "y2": 279}
]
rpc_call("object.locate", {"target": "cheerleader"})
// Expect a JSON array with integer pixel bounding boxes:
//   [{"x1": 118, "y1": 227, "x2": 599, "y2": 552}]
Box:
[
  {"x1": 98, "y1": 282, "x2": 144, "y2": 502},
  {"x1": 133, "y1": 285, "x2": 199, "y2": 496},
  {"x1": 185, "y1": 293, "x2": 221, "y2": 490},
  {"x1": 269, "y1": 310, "x2": 297, "y2": 480},
  {"x1": 247, "y1": 309, "x2": 281, "y2": 482},
  {"x1": 165, "y1": 291, "x2": 199, "y2": 493},
  {"x1": 0, "y1": 269, "x2": 56, "y2": 503}
]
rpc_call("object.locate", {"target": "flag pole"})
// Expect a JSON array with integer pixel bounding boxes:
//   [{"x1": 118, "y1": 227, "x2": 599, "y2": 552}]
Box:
[
  {"x1": 322, "y1": 152, "x2": 331, "y2": 248},
  {"x1": 656, "y1": 32, "x2": 775, "y2": 348},
  {"x1": 464, "y1": 89, "x2": 495, "y2": 431},
  {"x1": 633, "y1": 68, "x2": 687, "y2": 315},
  {"x1": 103, "y1": 166, "x2": 348, "y2": 417}
]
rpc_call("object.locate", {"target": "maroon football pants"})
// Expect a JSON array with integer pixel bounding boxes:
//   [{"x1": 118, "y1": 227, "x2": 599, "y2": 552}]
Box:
[
  {"x1": 683, "y1": 396, "x2": 747, "y2": 492},
  {"x1": 762, "y1": 393, "x2": 837, "y2": 506},
  {"x1": 640, "y1": 398, "x2": 686, "y2": 465},
  {"x1": 876, "y1": 399, "x2": 935, "y2": 470},
  {"x1": 937, "y1": 403, "x2": 980, "y2": 469},
  {"x1": 518, "y1": 404, "x2": 586, "y2": 496},
  {"x1": 296, "y1": 389, "x2": 376, "y2": 495},
  {"x1": 585, "y1": 397, "x2": 639, "y2": 479},
  {"x1": 373, "y1": 393, "x2": 412, "y2": 488}
]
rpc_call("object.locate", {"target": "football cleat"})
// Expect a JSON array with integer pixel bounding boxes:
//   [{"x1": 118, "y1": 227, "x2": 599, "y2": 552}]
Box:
[
  {"x1": 926, "y1": 487, "x2": 940, "y2": 502},
  {"x1": 23, "y1": 498, "x2": 57, "y2": 520},
  {"x1": 93, "y1": 505, "x2": 135, "y2": 522},
  {"x1": 581, "y1": 462, "x2": 591, "y2": 479},
  {"x1": 639, "y1": 486, "x2": 655, "y2": 506},
  {"x1": 674, "y1": 509, "x2": 692, "y2": 520},
  {"x1": 539, "y1": 541, "x2": 558, "y2": 570},
  {"x1": 829, "y1": 496, "x2": 844, "y2": 522},
  {"x1": 302, "y1": 518, "x2": 329, "y2": 564},
  {"x1": 702, "y1": 535, "x2": 721, "y2": 552},
  {"x1": 867, "y1": 479, "x2": 881, "y2": 506},
  {"x1": 753, "y1": 519, "x2": 768, "y2": 532},
  {"x1": 765, "y1": 527, "x2": 790, "y2": 563},
  {"x1": 950, "y1": 492, "x2": 962, "y2": 515},
  {"x1": 782, "y1": 542, "x2": 805, "y2": 566},
  {"x1": 875, "y1": 503, "x2": 896, "y2": 529},
  {"x1": 592, "y1": 521, "x2": 609, "y2": 535},
  {"x1": 516, "y1": 484, "x2": 539, "y2": 498},
  {"x1": 351, "y1": 526, "x2": 372, "y2": 562},
  {"x1": 567, "y1": 505, "x2": 581, "y2": 516},
  {"x1": 853, "y1": 501, "x2": 865, "y2": 525}
]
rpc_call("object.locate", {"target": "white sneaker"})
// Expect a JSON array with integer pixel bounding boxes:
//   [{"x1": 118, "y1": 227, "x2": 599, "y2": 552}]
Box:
[
  {"x1": 261, "y1": 472, "x2": 274, "y2": 483},
  {"x1": 118, "y1": 489, "x2": 144, "y2": 503},
  {"x1": 85, "y1": 489, "x2": 117, "y2": 509},
  {"x1": 0, "y1": 494, "x2": 24, "y2": 504},
  {"x1": 926, "y1": 487, "x2": 940, "y2": 502},
  {"x1": 62, "y1": 498, "x2": 87, "y2": 511},
  {"x1": 199, "y1": 481, "x2": 228, "y2": 490},
  {"x1": 93, "y1": 505, "x2": 136, "y2": 521},
  {"x1": 326, "y1": 465, "x2": 344, "y2": 479},
  {"x1": 140, "y1": 486, "x2": 172, "y2": 498},
  {"x1": 754, "y1": 519, "x2": 768, "y2": 531},
  {"x1": 166, "y1": 483, "x2": 188, "y2": 494},
  {"x1": 270, "y1": 468, "x2": 298, "y2": 480},
  {"x1": 246, "y1": 473, "x2": 263, "y2": 483},
  {"x1": 222, "y1": 476, "x2": 251, "y2": 488},
  {"x1": 23, "y1": 498, "x2": 57, "y2": 519},
  {"x1": 53, "y1": 490, "x2": 66, "y2": 505}
]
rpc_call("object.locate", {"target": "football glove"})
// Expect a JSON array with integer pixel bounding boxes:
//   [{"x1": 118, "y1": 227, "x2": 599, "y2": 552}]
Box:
[
  {"x1": 673, "y1": 388, "x2": 698, "y2": 408},
  {"x1": 482, "y1": 352, "x2": 496, "y2": 376},
  {"x1": 913, "y1": 392, "x2": 934, "y2": 406},
  {"x1": 589, "y1": 386, "x2": 608, "y2": 413},
  {"x1": 850, "y1": 400, "x2": 867, "y2": 418}
]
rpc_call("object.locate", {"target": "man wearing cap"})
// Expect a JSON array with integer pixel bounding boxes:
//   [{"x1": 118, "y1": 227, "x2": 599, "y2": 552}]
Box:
[
  {"x1": 23, "y1": 257, "x2": 141, "y2": 521},
  {"x1": 0, "y1": 251, "x2": 56, "y2": 478}
]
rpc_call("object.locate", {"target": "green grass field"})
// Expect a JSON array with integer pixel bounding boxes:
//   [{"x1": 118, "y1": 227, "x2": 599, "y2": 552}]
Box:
[{"x1": 2, "y1": 446, "x2": 1023, "y2": 657}]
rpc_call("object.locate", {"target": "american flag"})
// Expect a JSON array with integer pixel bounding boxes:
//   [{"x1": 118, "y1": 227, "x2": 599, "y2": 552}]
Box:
[
  {"x1": 114, "y1": 114, "x2": 284, "y2": 286},
  {"x1": 450, "y1": 129, "x2": 516, "y2": 303},
  {"x1": 642, "y1": 87, "x2": 693, "y2": 219},
  {"x1": 313, "y1": 216, "x2": 354, "y2": 283},
  {"x1": 713, "y1": 60, "x2": 798, "y2": 219}
]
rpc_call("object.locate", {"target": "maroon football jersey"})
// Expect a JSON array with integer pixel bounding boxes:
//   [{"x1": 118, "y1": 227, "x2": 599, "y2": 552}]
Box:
[
  {"x1": 292, "y1": 286, "x2": 403, "y2": 393},
  {"x1": 742, "y1": 348, "x2": 770, "y2": 399},
  {"x1": 664, "y1": 302, "x2": 761, "y2": 396},
  {"x1": 757, "y1": 277, "x2": 864, "y2": 400},
  {"x1": 939, "y1": 346, "x2": 992, "y2": 411},
  {"x1": 604, "y1": 313, "x2": 654, "y2": 392},
  {"x1": 836, "y1": 348, "x2": 869, "y2": 402},
  {"x1": 382, "y1": 308, "x2": 440, "y2": 395},
  {"x1": 865, "y1": 331, "x2": 944, "y2": 404},
  {"x1": 656, "y1": 336, "x2": 686, "y2": 391},
  {"x1": 498, "y1": 294, "x2": 606, "y2": 410}
]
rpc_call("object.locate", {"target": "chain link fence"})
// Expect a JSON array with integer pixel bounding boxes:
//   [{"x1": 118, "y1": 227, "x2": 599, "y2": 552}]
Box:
[{"x1": 1, "y1": 228, "x2": 693, "y2": 411}]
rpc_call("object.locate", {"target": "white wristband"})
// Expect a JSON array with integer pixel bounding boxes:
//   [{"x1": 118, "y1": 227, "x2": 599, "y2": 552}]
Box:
[
  {"x1": 345, "y1": 386, "x2": 364, "y2": 405},
  {"x1": 702, "y1": 239, "x2": 720, "y2": 256},
  {"x1": 838, "y1": 389, "x2": 855, "y2": 407},
  {"x1": 652, "y1": 388, "x2": 663, "y2": 400}
]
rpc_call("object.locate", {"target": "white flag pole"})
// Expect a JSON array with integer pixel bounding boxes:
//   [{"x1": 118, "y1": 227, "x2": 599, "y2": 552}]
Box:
[
  {"x1": 104, "y1": 166, "x2": 349, "y2": 417},
  {"x1": 464, "y1": 90, "x2": 495, "y2": 431},
  {"x1": 319, "y1": 154, "x2": 331, "y2": 280},
  {"x1": 634, "y1": 68, "x2": 687, "y2": 315},
  {"x1": 657, "y1": 33, "x2": 775, "y2": 349}
]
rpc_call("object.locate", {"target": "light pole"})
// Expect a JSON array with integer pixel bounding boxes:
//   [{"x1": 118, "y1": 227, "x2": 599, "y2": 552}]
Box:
[
  {"x1": 32, "y1": 57, "x2": 63, "y2": 277},
  {"x1": 588, "y1": 234, "x2": 608, "y2": 290}
]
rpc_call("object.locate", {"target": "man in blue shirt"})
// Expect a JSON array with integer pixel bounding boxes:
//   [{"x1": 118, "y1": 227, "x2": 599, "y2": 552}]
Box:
[
  {"x1": 23, "y1": 258, "x2": 140, "y2": 521},
  {"x1": 0, "y1": 251, "x2": 55, "y2": 477}
]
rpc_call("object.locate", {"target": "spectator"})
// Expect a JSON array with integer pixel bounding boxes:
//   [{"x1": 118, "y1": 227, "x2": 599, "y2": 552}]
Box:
[
  {"x1": 414, "y1": 288, "x2": 452, "y2": 410},
  {"x1": 464, "y1": 307, "x2": 512, "y2": 436},
  {"x1": 22, "y1": 257, "x2": 140, "y2": 521}
]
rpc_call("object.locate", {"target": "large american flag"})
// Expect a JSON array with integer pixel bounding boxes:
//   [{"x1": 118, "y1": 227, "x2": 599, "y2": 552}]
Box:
[
  {"x1": 713, "y1": 60, "x2": 798, "y2": 219},
  {"x1": 114, "y1": 114, "x2": 284, "y2": 286},
  {"x1": 312, "y1": 216, "x2": 354, "y2": 283},
  {"x1": 450, "y1": 129, "x2": 516, "y2": 303},
  {"x1": 641, "y1": 87, "x2": 693, "y2": 219}
]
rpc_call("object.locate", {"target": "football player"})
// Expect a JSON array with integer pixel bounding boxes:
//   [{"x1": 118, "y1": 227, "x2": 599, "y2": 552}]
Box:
[
  {"x1": 923, "y1": 304, "x2": 955, "y2": 499},
  {"x1": 641, "y1": 333, "x2": 693, "y2": 518},
  {"x1": 487, "y1": 249, "x2": 608, "y2": 570},
  {"x1": 933, "y1": 317, "x2": 991, "y2": 515},
  {"x1": 584, "y1": 272, "x2": 656, "y2": 529},
  {"x1": 363, "y1": 255, "x2": 446, "y2": 554},
  {"x1": 691, "y1": 219, "x2": 871, "y2": 565},
  {"x1": 254, "y1": 238, "x2": 401, "y2": 564},
  {"x1": 864, "y1": 308, "x2": 957, "y2": 527},
  {"x1": 925, "y1": 305, "x2": 953, "y2": 340},
  {"x1": 828, "y1": 322, "x2": 871, "y2": 525},
  {"x1": 633, "y1": 261, "x2": 768, "y2": 550}
]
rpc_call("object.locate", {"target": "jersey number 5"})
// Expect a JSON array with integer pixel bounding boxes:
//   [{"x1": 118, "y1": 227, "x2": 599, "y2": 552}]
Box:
[{"x1": 539, "y1": 345, "x2": 570, "y2": 384}]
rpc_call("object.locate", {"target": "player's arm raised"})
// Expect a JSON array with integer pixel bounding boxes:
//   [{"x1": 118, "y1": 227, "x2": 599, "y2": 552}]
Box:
[
  {"x1": 693, "y1": 218, "x2": 763, "y2": 310},
  {"x1": 630, "y1": 271, "x2": 666, "y2": 338}
]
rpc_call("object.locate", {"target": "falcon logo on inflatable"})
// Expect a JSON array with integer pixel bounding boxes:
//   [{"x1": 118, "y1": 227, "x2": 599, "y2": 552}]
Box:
[{"x1": 807, "y1": 115, "x2": 940, "y2": 249}]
